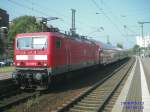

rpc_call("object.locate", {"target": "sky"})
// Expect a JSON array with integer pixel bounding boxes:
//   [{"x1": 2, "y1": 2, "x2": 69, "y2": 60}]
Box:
[{"x1": 1, "y1": 0, "x2": 150, "y2": 48}]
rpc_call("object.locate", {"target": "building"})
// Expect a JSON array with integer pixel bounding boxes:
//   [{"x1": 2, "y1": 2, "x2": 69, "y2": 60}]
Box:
[
  {"x1": 0, "y1": 8, "x2": 9, "y2": 59},
  {"x1": 136, "y1": 35, "x2": 150, "y2": 47},
  {"x1": 0, "y1": 8, "x2": 9, "y2": 28}
]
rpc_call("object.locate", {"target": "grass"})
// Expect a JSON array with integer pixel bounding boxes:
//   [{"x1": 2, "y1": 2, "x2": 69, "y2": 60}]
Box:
[
  {"x1": 0, "y1": 66, "x2": 15, "y2": 73},
  {"x1": 23, "y1": 93, "x2": 40, "y2": 112}
]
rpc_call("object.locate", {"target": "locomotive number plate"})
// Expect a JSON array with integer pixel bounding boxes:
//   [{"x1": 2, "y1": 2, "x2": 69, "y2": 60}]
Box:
[{"x1": 28, "y1": 55, "x2": 34, "y2": 60}]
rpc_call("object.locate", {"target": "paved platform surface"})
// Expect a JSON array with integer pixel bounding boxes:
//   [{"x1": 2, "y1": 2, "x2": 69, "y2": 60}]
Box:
[
  {"x1": 112, "y1": 56, "x2": 150, "y2": 112},
  {"x1": 0, "y1": 72, "x2": 12, "y2": 80}
]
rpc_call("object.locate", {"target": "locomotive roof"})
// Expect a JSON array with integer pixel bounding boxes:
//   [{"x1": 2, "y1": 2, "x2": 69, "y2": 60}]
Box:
[
  {"x1": 97, "y1": 41, "x2": 116, "y2": 49},
  {"x1": 92, "y1": 39, "x2": 123, "y2": 51},
  {"x1": 16, "y1": 32, "x2": 96, "y2": 45},
  {"x1": 15, "y1": 32, "x2": 124, "y2": 50}
]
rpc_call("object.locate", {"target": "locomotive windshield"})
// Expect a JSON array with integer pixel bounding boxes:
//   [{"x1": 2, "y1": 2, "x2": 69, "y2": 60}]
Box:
[{"x1": 17, "y1": 36, "x2": 47, "y2": 49}]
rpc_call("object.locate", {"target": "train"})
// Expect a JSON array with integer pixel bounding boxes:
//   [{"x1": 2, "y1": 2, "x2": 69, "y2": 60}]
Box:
[{"x1": 12, "y1": 28, "x2": 128, "y2": 90}]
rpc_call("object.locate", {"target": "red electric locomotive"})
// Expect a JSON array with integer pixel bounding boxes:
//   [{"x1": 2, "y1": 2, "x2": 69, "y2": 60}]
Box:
[{"x1": 12, "y1": 30, "x2": 100, "y2": 90}]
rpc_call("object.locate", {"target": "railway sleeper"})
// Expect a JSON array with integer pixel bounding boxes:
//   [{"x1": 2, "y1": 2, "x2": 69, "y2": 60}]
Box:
[
  {"x1": 86, "y1": 95, "x2": 102, "y2": 99},
  {"x1": 77, "y1": 102, "x2": 100, "y2": 107},
  {"x1": 82, "y1": 97, "x2": 103, "y2": 101},
  {"x1": 80, "y1": 99, "x2": 102, "y2": 104},
  {"x1": 70, "y1": 108, "x2": 95, "y2": 112},
  {"x1": 102, "y1": 108, "x2": 112, "y2": 112},
  {"x1": 72, "y1": 105, "x2": 98, "y2": 111},
  {"x1": 92, "y1": 89, "x2": 112, "y2": 93}
]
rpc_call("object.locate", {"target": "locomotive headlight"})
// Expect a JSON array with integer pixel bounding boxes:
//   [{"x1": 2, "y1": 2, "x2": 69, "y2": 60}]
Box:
[
  {"x1": 35, "y1": 73, "x2": 42, "y2": 80},
  {"x1": 43, "y1": 63, "x2": 47, "y2": 66},
  {"x1": 37, "y1": 62, "x2": 47, "y2": 66},
  {"x1": 16, "y1": 62, "x2": 20, "y2": 66}
]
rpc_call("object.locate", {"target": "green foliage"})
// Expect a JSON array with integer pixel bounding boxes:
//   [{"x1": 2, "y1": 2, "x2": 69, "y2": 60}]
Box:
[
  {"x1": 133, "y1": 44, "x2": 140, "y2": 51},
  {"x1": 24, "y1": 93, "x2": 40, "y2": 112},
  {"x1": 116, "y1": 43, "x2": 123, "y2": 49},
  {"x1": 0, "y1": 66, "x2": 14, "y2": 73},
  {"x1": 8, "y1": 15, "x2": 42, "y2": 41},
  {"x1": 132, "y1": 44, "x2": 140, "y2": 53}
]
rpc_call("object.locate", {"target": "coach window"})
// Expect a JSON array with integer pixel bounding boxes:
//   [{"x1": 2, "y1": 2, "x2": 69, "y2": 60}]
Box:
[{"x1": 56, "y1": 39, "x2": 61, "y2": 48}]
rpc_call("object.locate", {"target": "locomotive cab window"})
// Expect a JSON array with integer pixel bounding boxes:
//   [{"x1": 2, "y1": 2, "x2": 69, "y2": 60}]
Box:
[
  {"x1": 16, "y1": 36, "x2": 47, "y2": 49},
  {"x1": 56, "y1": 39, "x2": 61, "y2": 48}
]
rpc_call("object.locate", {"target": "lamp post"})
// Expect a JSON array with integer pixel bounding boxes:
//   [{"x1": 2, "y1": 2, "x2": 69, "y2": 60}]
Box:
[{"x1": 138, "y1": 22, "x2": 150, "y2": 48}]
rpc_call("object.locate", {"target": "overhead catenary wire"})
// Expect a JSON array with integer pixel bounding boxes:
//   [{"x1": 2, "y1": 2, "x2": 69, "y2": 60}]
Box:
[
  {"x1": 7, "y1": 0, "x2": 49, "y2": 16},
  {"x1": 7, "y1": 0, "x2": 136, "y2": 43},
  {"x1": 5, "y1": 0, "x2": 29, "y2": 18},
  {"x1": 91, "y1": 0, "x2": 124, "y2": 36},
  {"x1": 101, "y1": 1, "x2": 138, "y2": 41},
  {"x1": 100, "y1": 1, "x2": 137, "y2": 35},
  {"x1": 22, "y1": 0, "x2": 98, "y2": 35},
  {"x1": 7, "y1": 0, "x2": 74, "y2": 33},
  {"x1": 8, "y1": 0, "x2": 110, "y2": 38},
  {"x1": 91, "y1": 0, "x2": 135, "y2": 44},
  {"x1": 22, "y1": 0, "x2": 71, "y2": 28}
]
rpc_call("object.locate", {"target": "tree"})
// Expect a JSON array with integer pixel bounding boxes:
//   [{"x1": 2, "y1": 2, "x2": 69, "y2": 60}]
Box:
[
  {"x1": 133, "y1": 44, "x2": 140, "y2": 53},
  {"x1": 116, "y1": 43, "x2": 123, "y2": 49}
]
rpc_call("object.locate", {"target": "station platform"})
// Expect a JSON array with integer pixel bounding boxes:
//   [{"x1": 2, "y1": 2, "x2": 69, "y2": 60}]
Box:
[{"x1": 112, "y1": 56, "x2": 150, "y2": 112}]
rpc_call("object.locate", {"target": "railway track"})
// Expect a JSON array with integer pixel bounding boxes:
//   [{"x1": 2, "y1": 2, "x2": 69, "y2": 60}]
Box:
[
  {"x1": 0, "y1": 77, "x2": 38, "y2": 112},
  {"x1": 0, "y1": 90, "x2": 39, "y2": 112},
  {"x1": 6, "y1": 59, "x2": 129, "y2": 112},
  {"x1": 54, "y1": 58, "x2": 135, "y2": 112},
  {"x1": 0, "y1": 80, "x2": 39, "y2": 111},
  {"x1": 0, "y1": 58, "x2": 131, "y2": 112}
]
